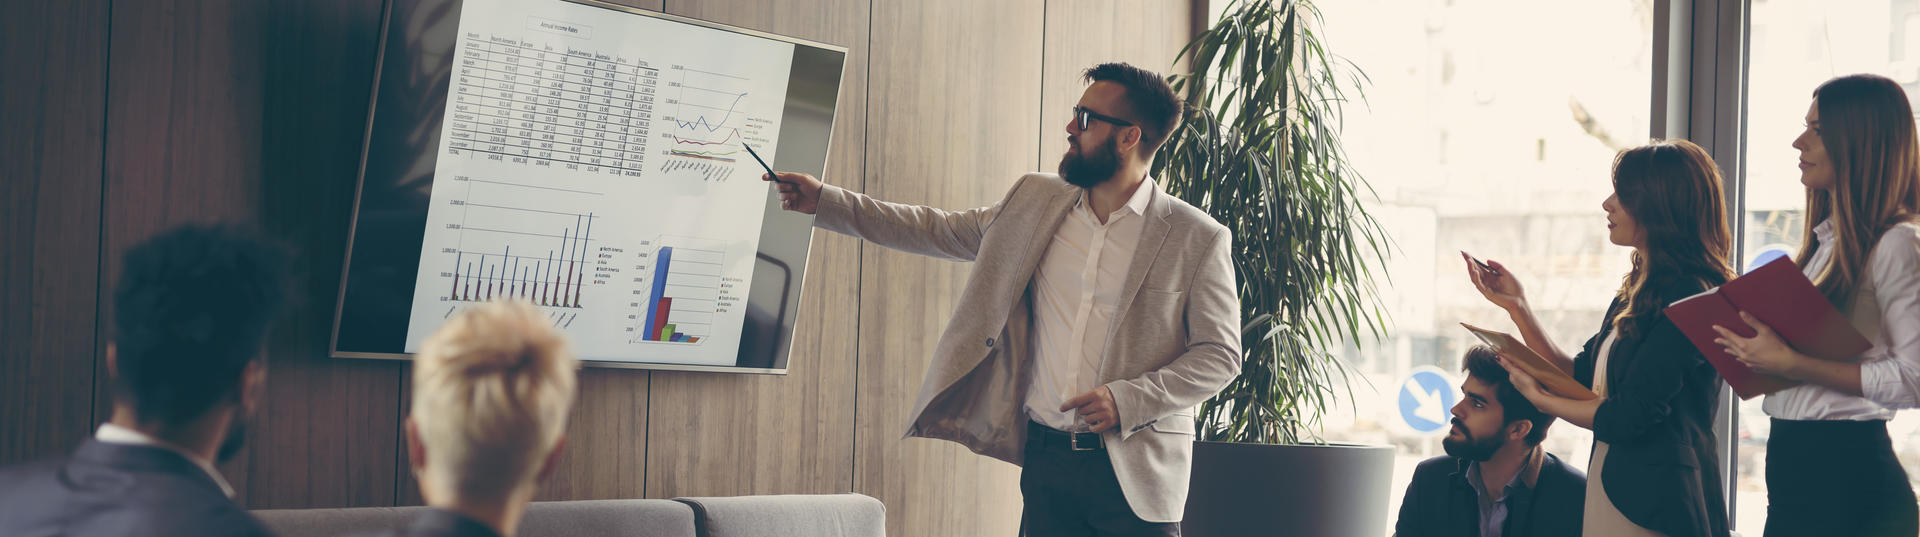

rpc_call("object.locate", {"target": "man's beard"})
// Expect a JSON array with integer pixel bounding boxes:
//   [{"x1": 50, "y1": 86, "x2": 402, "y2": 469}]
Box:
[
  {"x1": 216, "y1": 413, "x2": 249, "y2": 464},
  {"x1": 1440, "y1": 418, "x2": 1503, "y2": 462},
  {"x1": 1058, "y1": 136, "x2": 1122, "y2": 188}
]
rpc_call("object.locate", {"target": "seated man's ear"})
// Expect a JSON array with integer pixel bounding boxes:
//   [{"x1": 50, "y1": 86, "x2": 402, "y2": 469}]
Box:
[
  {"x1": 536, "y1": 436, "x2": 566, "y2": 483},
  {"x1": 239, "y1": 359, "x2": 267, "y2": 413},
  {"x1": 1505, "y1": 420, "x2": 1534, "y2": 445}
]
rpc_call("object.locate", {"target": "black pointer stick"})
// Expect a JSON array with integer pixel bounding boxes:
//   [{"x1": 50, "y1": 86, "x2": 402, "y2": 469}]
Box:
[{"x1": 742, "y1": 141, "x2": 789, "y2": 185}]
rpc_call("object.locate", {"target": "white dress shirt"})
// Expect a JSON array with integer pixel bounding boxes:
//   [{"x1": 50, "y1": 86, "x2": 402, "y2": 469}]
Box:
[
  {"x1": 1764, "y1": 219, "x2": 1920, "y2": 421},
  {"x1": 1024, "y1": 177, "x2": 1155, "y2": 432},
  {"x1": 95, "y1": 423, "x2": 236, "y2": 498}
]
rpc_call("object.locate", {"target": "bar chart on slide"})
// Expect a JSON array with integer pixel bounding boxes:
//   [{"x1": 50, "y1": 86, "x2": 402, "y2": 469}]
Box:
[
  {"x1": 632, "y1": 236, "x2": 733, "y2": 345},
  {"x1": 443, "y1": 213, "x2": 592, "y2": 309},
  {"x1": 422, "y1": 173, "x2": 606, "y2": 331}
]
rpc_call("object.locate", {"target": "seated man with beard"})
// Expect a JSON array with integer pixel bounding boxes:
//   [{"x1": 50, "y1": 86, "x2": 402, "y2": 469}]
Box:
[
  {"x1": 0, "y1": 225, "x2": 290, "y2": 537},
  {"x1": 1395, "y1": 346, "x2": 1586, "y2": 537}
]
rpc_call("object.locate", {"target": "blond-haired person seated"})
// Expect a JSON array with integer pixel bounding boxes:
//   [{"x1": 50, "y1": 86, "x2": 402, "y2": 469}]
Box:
[{"x1": 359, "y1": 300, "x2": 579, "y2": 537}]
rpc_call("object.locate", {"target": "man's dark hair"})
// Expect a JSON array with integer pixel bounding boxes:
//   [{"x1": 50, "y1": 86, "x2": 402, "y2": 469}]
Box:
[
  {"x1": 1461, "y1": 345, "x2": 1553, "y2": 446},
  {"x1": 1083, "y1": 62, "x2": 1183, "y2": 158},
  {"x1": 113, "y1": 225, "x2": 291, "y2": 427}
]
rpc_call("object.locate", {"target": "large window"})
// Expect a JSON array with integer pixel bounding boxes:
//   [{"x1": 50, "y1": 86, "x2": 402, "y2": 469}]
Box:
[
  {"x1": 1314, "y1": 1, "x2": 1651, "y2": 532},
  {"x1": 1737, "y1": 0, "x2": 1920, "y2": 530}
]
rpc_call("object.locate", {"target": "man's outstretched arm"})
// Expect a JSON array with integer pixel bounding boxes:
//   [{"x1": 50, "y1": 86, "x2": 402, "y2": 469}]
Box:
[{"x1": 766, "y1": 171, "x2": 1012, "y2": 262}]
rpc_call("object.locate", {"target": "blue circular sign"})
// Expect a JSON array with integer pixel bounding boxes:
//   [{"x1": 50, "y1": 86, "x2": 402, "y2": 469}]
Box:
[
  {"x1": 1746, "y1": 245, "x2": 1794, "y2": 274},
  {"x1": 1397, "y1": 367, "x2": 1457, "y2": 434}
]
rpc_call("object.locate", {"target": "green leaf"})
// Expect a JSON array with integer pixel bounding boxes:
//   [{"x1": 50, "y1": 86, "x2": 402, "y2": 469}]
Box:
[{"x1": 1163, "y1": 0, "x2": 1388, "y2": 446}]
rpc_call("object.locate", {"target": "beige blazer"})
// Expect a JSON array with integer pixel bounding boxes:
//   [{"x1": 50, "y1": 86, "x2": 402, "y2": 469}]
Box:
[{"x1": 814, "y1": 173, "x2": 1242, "y2": 523}]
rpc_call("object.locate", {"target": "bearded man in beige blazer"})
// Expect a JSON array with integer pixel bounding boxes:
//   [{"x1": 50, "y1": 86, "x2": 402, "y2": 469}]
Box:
[{"x1": 764, "y1": 62, "x2": 1241, "y2": 536}]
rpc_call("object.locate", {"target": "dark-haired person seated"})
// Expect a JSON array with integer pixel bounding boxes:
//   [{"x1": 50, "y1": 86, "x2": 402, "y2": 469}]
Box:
[
  {"x1": 1395, "y1": 346, "x2": 1585, "y2": 537},
  {"x1": 0, "y1": 225, "x2": 290, "y2": 537},
  {"x1": 351, "y1": 300, "x2": 578, "y2": 537}
]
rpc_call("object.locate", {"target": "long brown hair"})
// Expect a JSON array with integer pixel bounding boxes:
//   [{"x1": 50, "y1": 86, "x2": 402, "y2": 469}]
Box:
[
  {"x1": 1797, "y1": 75, "x2": 1920, "y2": 309},
  {"x1": 1611, "y1": 139, "x2": 1735, "y2": 337}
]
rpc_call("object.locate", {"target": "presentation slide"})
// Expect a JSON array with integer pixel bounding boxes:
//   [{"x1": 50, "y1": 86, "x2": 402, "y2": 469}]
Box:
[{"x1": 400, "y1": 0, "x2": 796, "y2": 366}]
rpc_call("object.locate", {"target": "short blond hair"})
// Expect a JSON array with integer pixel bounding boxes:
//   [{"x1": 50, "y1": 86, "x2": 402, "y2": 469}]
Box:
[{"x1": 412, "y1": 300, "x2": 577, "y2": 501}]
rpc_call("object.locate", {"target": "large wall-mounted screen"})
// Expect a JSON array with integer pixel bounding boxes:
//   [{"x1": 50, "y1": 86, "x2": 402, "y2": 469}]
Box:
[{"x1": 332, "y1": 0, "x2": 845, "y2": 373}]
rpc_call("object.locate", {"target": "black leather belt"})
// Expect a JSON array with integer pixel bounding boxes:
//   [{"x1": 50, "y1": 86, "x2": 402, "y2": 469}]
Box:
[{"x1": 1028, "y1": 419, "x2": 1104, "y2": 451}]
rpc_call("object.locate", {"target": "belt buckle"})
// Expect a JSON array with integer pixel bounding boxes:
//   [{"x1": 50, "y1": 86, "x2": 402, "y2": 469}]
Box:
[{"x1": 1070, "y1": 432, "x2": 1099, "y2": 451}]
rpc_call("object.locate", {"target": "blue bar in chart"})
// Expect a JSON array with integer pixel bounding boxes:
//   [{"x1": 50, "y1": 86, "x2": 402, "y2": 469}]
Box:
[{"x1": 643, "y1": 246, "x2": 673, "y2": 340}]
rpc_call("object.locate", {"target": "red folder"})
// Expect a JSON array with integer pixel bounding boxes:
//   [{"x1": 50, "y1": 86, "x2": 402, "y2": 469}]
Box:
[{"x1": 1662, "y1": 256, "x2": 1871, "y2": 399}]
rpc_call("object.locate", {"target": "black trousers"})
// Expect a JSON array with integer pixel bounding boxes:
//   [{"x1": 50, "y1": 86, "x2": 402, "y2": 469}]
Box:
[
  {"x1": 1764, "y1": 418, "x2": 1918, "y2": 537},
  {"x1": 1020, "y1": 421, "x2": 1179, "y2": 537}
]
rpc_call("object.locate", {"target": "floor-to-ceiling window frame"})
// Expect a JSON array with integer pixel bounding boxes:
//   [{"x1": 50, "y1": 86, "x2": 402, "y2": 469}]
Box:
[{"x1": 1650, "y1": 0, "x2": 1750, "y2": 528}]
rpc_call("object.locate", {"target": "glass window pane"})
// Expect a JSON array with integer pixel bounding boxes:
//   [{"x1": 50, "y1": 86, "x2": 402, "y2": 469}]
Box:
[
  {"x1": 1741, "y1": 0, "x2": 1920, "y2": 531},
  {"x1": 1317, "y1": 2, "x2": 1651, "y2": 533}
]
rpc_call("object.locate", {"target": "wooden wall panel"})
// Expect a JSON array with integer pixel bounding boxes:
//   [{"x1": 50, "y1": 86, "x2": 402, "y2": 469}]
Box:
[
  {"x1": 1038, "y1": 1, "x2": 1198, "y2": 171},
  {"x1": 99, "y1": 0, "x2": 273, "y2": 499},
  {"x1": 642, "y1": 0, "x2": 869, "y2": 499},
  {"x1": 540, "y1": 370, "x2": 651, "y2": 500},
  {"x1": 0, "y1": 0, "x2": 109, "y2": 467},
  {"x1": 249, "y1": 0, "x2": 404, "y2": 509},
  {"x1": 857, "y1": 0, "x2": 1045, "y2": 535}
]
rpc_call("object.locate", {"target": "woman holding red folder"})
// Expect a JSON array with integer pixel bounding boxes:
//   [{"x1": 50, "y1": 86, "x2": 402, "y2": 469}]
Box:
[
  {"x1": 1466, "y1": 139, "x2": 1733, "y2": 537},
  {"x1": 1710, "y1": 74, "x2": 1920, "y2": 537}
]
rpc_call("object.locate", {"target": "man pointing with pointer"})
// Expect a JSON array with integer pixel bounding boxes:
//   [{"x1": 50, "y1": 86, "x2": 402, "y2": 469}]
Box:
[{"x1": 764, "y1": 63, "x2": 1240, "y2": 536}]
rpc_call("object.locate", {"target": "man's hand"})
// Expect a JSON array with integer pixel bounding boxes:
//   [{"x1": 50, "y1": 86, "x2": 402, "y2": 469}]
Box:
[
  {"x1": 1061, "y1": 386, "x2": 1120, "y2": 433},
  {"x1": 764, "y1": 172, "x2": 824, "y2": 214}
]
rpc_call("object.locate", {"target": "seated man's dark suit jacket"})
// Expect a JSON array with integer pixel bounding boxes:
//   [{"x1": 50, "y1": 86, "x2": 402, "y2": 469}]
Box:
[
  {"x1": 1394, "y1": 450, "x2": 1587, "y2": 537},
  {"x1": 0, "y1": 439, "x2": 273, "y2": 537}
]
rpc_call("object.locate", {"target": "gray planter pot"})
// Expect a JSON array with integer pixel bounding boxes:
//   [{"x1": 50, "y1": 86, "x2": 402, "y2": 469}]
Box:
[{"x1": 1182, "y1": 441, "x2": 1397, "y2": 537}]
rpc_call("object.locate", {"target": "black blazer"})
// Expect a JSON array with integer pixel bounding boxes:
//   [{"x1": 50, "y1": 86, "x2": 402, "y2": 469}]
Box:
[
  {"x1": 1574, "y1": 279, "x2": 1730, "y2": 537},
  {"x1": 1393, "y1": 451, "x2": 1587, "y2": 537},
  {"x1": 0, "y1": 439, "x2": 274, "y2": 537}
]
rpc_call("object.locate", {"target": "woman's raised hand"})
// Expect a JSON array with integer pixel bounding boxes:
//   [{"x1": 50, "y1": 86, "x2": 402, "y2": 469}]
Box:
[{"x1": 1464, "y1": 252, "x2": 1528, "y2": 314}]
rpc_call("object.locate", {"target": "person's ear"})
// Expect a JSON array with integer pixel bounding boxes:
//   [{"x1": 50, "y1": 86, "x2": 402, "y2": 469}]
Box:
[
  {"x1": 1122, "y1": 126, "x2": 1143, "y2": 155},
  {"x1": 238, "y1": 359, "x2": 267, "y2": 414},
  {"x1": 536, "y1": 435, "x2": 566, "y2": 483},
  {"x1": 405, "y1": 417, "x2": 427, "y2": 474},
  {"x1": 106, "y1": 344, "x2": 119, "y2": 379},
  {"x1": 1506, "y1": 420, "x2": 1534, "y2": 445}
]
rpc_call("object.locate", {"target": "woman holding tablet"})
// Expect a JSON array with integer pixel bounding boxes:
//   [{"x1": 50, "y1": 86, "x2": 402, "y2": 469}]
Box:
[
  {"x1": 1711, "y1": 74, "x2": 1920, "y2": 537},
  {"x1": 1465, "y1": 139, "x2": 1733, "y2": 536}
]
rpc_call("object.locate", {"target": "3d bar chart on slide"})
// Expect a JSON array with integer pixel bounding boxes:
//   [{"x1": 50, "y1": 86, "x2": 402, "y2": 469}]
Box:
[
  {"x1": 400, "y1": 0, "x2": 796, "y2": 367},
  {"x1": 633, "y1": 236, "x2": 733, "y2": 345}
]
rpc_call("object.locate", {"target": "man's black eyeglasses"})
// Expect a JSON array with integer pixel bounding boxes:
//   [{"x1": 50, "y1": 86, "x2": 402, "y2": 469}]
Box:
[{"x1": 1073, "y1": 106, "x2": 1135, "y2": 131}]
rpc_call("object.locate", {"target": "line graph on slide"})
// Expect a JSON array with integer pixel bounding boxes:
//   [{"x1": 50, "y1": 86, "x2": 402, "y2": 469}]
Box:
[{"x1": 660, "y1": 64, "x2": 768, "y2": 182}]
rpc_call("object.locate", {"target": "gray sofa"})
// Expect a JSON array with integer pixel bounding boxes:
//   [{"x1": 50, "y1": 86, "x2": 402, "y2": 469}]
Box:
[{"x1": 253, "y1": 494, "x2": 885, "y2": 537}]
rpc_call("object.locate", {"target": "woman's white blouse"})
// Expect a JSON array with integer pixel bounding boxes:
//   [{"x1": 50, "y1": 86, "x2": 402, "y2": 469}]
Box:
[{"x1": 1764, "y1": 220, "x2": 1920, "y2": 420}]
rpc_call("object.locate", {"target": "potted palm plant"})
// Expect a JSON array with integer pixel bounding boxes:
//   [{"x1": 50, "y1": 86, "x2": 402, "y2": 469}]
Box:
[{"x1": 1153, "y1": 1, "x2": 1396, "y2": 535}]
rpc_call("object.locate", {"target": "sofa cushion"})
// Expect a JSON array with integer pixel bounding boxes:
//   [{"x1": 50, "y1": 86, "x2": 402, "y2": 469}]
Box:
[
  {"x1": 254, "y1": 505, "x2": 426, "y2": 537},
  {"x1": 253, "y1": 499, "x2": 696, "y2": 537},
  {"x1": 673, "y1": 494, "x2": 884, "y2": 537},
  {"x1": 520, "y1": 499, "x2": 697, "y2": 537}
]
